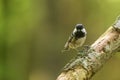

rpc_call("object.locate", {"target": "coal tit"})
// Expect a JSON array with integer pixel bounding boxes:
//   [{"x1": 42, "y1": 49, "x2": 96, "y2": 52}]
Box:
[{"x1": 63, "y1": 24, "x2": 87, "y2": 51}]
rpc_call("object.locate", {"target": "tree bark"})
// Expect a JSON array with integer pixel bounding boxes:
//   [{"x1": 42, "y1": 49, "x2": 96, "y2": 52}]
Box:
[{"x1": 56, "y1": 16, "x2": 120, "y2": 80}]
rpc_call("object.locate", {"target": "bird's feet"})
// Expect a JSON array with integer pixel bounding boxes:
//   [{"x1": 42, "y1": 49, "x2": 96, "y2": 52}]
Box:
[{"x1": 77, "y1": 45, "x2": 90, "y2": 57}]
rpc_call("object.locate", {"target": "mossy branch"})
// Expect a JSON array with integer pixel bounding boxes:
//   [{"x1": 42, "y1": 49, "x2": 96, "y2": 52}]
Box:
[{"x1": 56, "y1": 16, "x2": 120, "y2": 80}]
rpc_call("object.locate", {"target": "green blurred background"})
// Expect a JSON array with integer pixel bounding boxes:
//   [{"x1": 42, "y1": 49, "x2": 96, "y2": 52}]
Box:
[{"x1": 0, "y1": 0, "x2": 120, "y2": 80}]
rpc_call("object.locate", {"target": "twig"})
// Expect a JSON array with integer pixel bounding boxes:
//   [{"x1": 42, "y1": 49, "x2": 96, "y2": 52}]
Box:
[{"x1": 56, "y1": 16, "x2": 120, "y2": 80}]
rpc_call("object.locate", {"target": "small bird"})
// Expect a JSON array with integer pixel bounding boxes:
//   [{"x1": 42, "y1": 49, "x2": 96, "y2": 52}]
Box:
[{"x1": 62, "y1": 24, "x2": 87, "y2": 52}]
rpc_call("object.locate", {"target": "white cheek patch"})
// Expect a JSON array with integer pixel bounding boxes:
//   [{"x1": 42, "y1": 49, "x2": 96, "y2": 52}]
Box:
[{"x1": 81, "y1": 28, "x2": 87, "y2": 34}]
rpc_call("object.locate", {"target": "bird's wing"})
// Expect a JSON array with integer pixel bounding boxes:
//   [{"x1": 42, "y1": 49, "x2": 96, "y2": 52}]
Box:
[{"x1": 63, "y1": 35, "x2": 74, "y2": 51}]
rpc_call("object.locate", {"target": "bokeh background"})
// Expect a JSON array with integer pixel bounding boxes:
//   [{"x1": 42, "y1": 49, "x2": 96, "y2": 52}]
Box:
[{"x1": 0, "y1": 0, "x2": 120, "y2": 80}]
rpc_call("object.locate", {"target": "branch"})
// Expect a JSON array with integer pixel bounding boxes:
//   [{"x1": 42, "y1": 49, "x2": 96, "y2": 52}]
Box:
[{"x1": 56, "y1": 16, "x2": 120, "y2": 80}]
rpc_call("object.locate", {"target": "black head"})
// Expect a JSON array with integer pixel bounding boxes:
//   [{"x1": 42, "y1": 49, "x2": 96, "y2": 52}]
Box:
[
  {"x1": 75, "y1": 24, "x2": 84, "y2": 30},
  {"x1": 73, "y1": 24, "x2": 86, "y2": 39}
]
